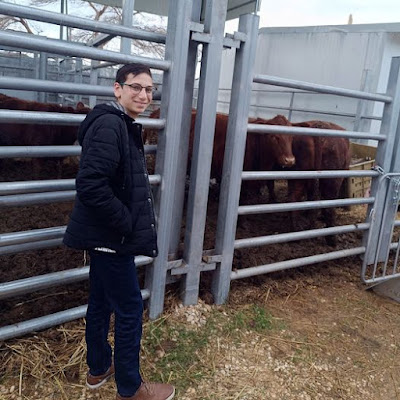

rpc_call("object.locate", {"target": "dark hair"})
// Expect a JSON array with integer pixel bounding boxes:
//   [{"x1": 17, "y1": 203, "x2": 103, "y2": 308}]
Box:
[{"x1": 115, "y1": 63, "x2": 152, "y2": 84}]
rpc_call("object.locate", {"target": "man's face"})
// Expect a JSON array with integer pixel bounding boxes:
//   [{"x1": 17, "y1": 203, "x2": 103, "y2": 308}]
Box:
[{"x1": 113, "y1": 72, "x2": 153, "y2": 119}]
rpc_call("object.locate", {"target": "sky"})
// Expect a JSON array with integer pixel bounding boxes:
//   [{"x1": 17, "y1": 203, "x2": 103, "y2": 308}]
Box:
[
  {"x1": 14, "y1": 0, "x2": 400, "y2": 39},
  {"x1": 257, "y1": 0, "x2": 400, "y2": 28}
]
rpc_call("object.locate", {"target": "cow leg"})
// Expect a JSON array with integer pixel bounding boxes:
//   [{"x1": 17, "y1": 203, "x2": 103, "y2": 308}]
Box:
[
  {"x1": 320, "y1": 178, "x2": 343, "y2": 246},
  {"x1": 305, "y1": 178, "x2": 320, "y2": 224},
  {"x1": 266, "y1": 180, "x2": 276, "y2": 203},
  {"x1": 288, "y1": 179, "x2": 307, "y2": 231}
]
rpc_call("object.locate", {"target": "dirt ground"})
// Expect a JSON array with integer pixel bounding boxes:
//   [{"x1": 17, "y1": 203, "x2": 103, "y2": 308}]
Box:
[{"x1": 1, "y1": 158, "x2": 399, "y2": 399}]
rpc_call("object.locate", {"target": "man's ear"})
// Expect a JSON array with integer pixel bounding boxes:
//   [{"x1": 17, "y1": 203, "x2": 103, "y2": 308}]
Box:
[{"x1": 113, "y1": 82, "x2": 122, "y2": 99}]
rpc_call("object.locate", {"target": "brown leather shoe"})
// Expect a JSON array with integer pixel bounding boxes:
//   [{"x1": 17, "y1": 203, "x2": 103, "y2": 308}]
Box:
[
  {"x1": 86, "y1": 364, "x2": 115, "y2": 389},
  {"x1": 116, "y1": 382, "x2": 175, "y2": 400}
]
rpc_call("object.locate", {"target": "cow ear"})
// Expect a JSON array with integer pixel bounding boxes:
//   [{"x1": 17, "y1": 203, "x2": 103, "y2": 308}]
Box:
[{"x1": 76, "y1": 102, "x2": 85, "y2": 110}]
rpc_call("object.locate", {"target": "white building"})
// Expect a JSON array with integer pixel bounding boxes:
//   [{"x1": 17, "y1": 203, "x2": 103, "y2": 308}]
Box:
[{"x1": 218, "y1": 22, "x2": 400, "y2": 143}]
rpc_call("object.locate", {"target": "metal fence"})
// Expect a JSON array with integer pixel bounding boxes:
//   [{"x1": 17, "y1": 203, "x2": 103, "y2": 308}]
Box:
[
  {"x1": 210, "y1": 58, "x2": 400, "y2": 303},
  {"x1": 0, "y1": 0, "x2": 196, "y2": 340}
]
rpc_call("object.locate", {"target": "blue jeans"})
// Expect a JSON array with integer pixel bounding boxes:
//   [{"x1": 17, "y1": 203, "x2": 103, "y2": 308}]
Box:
[{"x1": 86, "y1": 250, "x2": 143, "y2": 397}]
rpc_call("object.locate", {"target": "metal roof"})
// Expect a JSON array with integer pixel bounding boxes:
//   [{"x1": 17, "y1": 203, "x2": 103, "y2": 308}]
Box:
[{"x1": 83, "y1": 0, "x2": 260, "y2": 21}]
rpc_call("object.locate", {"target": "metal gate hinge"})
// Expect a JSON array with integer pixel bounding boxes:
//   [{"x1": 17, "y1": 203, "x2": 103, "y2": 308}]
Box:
[
  {"x1": 223, "y1": 35, "x2": 241, "y2": 49},
  {"x1": 372, "y1": 165, "x2": 385, "y2": 175},
  {"x1": 191, "y1": 31, "x2": 212, "y2": 44},
  {"x1": 189, "y1": 22, "x2": 204, "y2": 33}
]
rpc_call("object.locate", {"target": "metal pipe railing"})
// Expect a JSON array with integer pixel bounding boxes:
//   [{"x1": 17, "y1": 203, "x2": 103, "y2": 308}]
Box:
[
  {"x1": 231, "y1": 247, "x2": 366, "y2": 280},
  {"x1": 241, "y1": 169, "x2": 379, "y2": 180},
  {"x1": 0, "y1": 174, "x2": 161, "y2": 195},
  {"x1": 238, "y1": 198, "x2": 374, "y2": 215},
  {"x1": 0, "y1": 77, "x2": 162, "y2": 100},
  {"x1": 0, "y1": 289, "x2": 149, "y2": 341},
  {"x1": 234, "y1": 223, "x2": 370, "y2": 249},
  {"x1": 0, "y1": 144, "x2": 158, "y2": 158},
  {"x1": 0, "y1": 238, "x2": 63, "y2": 255},
  {"x1": 253, "y1": 74, "x2": 392, "y2": 103},
  {"x1": 0, "y1": 256, "x2": 153, "y2": 300},
  {"x1": 0, "y1": 76, "x2": 113, "y2": 97},
  {"x1": 0, "y1": 30, "x2": 170, "y2": 71},
  {"x1": 0, "y1": 226, "x2": 65, "y2": 247},
  {"x1": 0, "y1": 2, "x2": 166, "y2": 44},
  {"x1": 0, "y1": 110, "x2": 165, "y2": 127},
  {"x1": 247, "y1": 123, "x2": 385, "y2": 141},
  {"x1": 0, "y1": 174, "x2": 161, "y2": 207}
]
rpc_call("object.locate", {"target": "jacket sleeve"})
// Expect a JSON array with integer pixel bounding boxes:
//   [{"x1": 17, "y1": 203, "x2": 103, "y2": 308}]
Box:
[{"x1": 76, "y1": 116, "x2": 132, "y2": 236}]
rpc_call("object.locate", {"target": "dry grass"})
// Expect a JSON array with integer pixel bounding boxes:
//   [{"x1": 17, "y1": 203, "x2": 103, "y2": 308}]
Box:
[{"x1": 1, "y1": 266, "x2": 400, "y2": 400}]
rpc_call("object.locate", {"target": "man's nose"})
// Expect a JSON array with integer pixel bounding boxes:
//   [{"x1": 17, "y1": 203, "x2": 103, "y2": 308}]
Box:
[{"x1": 138, "y1": 88, "x2": 148, "y2": 98}]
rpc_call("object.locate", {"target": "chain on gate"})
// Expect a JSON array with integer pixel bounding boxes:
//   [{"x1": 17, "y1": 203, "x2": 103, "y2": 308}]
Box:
[{"x1": 362, "y1": 166, "x2": 400, "y2": 284}]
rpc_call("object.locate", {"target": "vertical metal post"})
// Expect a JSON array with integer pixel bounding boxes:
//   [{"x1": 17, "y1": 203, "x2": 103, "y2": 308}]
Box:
[
  {"x1": 60, "y1": 0, "x2": 65, "y2": 41},
  {"x1": 363, "y1": 57, "x2": 400, "y2": 264},
  {"x1": 121, "y1": 0, "x2": 135, "y2": 55},
  {"x1": 145, "y1": 0, "x2": 195, "y2": 319},
  {"x1": 180, "y1": 0, "x2": 228, "y2": 305},
  {"x1": 38, "y1": 52, "x2": 47, "y2": 103},
  {"x1": 288, "y1": 91, "x2": 295, "y2": 121},
  {"x1": 75, "y1": 58, "x2": 83, "y2": 103},
  {"x1": 168, "y1": 2, "x2": 202, "y2": 258},
  {"x1": 89, "y1": 60, "x2": 99, "y2": 108},
  {"x1": 211, "y1": 14, "x2": 259, "y2": 304},
  {"x1": 353, "y1": 69, "x2": 372, "y2": 141}
]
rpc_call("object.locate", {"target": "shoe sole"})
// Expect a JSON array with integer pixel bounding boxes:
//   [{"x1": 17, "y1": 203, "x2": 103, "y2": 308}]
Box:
[
  {"x1": 86, "y1": 372, "x2": 114, "y2": 389},
  {"x1": 166, "y1": 388, "x2": 175, "y2": 400}
]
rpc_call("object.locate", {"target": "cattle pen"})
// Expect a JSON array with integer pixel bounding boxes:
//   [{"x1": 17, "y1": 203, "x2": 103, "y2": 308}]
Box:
[{"x1": 1, "y1": 0, "x2": 400, "y2": 344}]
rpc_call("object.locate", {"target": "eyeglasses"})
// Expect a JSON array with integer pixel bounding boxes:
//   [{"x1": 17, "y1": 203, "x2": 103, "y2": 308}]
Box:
[{"x1": 120, "y1": 82, "x2": 157, "y2": 95}]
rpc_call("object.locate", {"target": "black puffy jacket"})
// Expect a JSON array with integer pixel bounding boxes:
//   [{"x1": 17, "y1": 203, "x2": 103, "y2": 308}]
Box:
[{"x1": 63, "y1": 104, "x2": 158, "y2": 257}]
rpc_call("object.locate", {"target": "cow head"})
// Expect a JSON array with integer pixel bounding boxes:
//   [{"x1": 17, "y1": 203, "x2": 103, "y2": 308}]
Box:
[
  {"x1": 253, "y1": 115, "x2": 296, "y2": 167},
  {"x1": 267, "y1": 134, "x2": 295, "y2": 167}
]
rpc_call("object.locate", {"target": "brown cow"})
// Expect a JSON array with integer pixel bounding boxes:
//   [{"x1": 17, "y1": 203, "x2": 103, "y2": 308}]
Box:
[
  {"x1": 0, "y1": 93, "x2": 91, "y2": 176},
  {"x1": 290, "y1": 120, "x2": 350, "y2": 245},
  {"x1": 145, "y1": 109, "x2": 295, "y2": 201},
  {"x1": 0, "y1": 93, "x2": 90, "y2": 146},
  {"x1": 249, "y1": 115, "x2": 294, "y2": 202}
]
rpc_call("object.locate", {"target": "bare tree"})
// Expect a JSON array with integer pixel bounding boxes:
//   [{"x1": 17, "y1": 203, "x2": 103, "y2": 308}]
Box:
[{"x1": 0, "y1": 0, "x2": 166, "y2": 58}]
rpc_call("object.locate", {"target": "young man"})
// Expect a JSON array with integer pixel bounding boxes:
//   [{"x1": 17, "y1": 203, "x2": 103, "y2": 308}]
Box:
[{"x1": 64, "y1": 63, "x2": 175, "y2": 400}]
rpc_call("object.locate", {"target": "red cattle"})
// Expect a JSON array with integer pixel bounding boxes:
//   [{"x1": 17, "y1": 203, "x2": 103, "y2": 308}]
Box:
[
  {"x1": 248, "y1": 115, "x2": 294, "y2": 202},
  {"x1": 290, "y1": 120, "x2": 350, "y2": 245},
  {"x1": 0, "y1": 93, "x2": 90, "y2": 146},
  {"x1": 145, "y1": 109, "x2": 295, "y2": 201},
  {"x1": 0, "y1": 93, "x2": 91, "y2": 176}
]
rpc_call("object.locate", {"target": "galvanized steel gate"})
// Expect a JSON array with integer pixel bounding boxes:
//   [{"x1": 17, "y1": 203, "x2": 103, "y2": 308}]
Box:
[{"x1": 1, "y1": 0, "x2": 400, "y2": 342}]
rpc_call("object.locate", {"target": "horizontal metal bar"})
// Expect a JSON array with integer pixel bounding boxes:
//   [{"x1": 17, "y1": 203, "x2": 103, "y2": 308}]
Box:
[
  {"x1": 0, "y1": 180, "x2": 76, "y2": 195},
  {"x1": 241, "y1": 169, "x2": 379, "y2": 180},
  {"x1": 253, "y1": 74, "x2": 392, "y2": 103},
  {"x1": 0, "y1": 76, "x2": 163, "y2": 101},
  {"x1": 0, "y1": 191, "x2": 75, "y2": 207},
  {"x1": 0, "y1": 176, "x2": 161, "y2": 206},
  {"x1": 0, "y1": 226, "x2": 65, "y2": 247},
  {"x1": 247, "y1": 123, "x2": 384, "y2": 141},
  {"x1": 0, "y1": 238, "x2": 63, "y2": 255},
  {"x1": 231, "y1": 247, "x2": 365, "y2": 280},
  {"x1": 0, "y1": 174, "x2": 161, "y2": 195},
  {"x1": 0, "y1": 256, "x2": 153, "y2": 300},
  {"x1": 238, "y1": 197, "x2": 374, "y2": 215},
  {"x1": 0, "y1": 76, "x2": 114, "y2": 96},
  {"x1": 0, "y1": 110, "x2": 165, "y2": 128},
  {"x1": 0, "y1": 144, "x2": 158, "y2": 158},
  {"x1": 0, "y1": 30, "x2": 170, "y2": 71},
  {"x1": 0, "y1": 110, "x2": 84, "y2": 125},
  {"x1": 0, "y1": 288, "x2": 151, "y2": 341},
  {"x1": 0, "y1": 2, "x2": 166, "y2": 44},
  {"x1": 234, "y1": 223, "x2": 370, "y2": 249}
]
